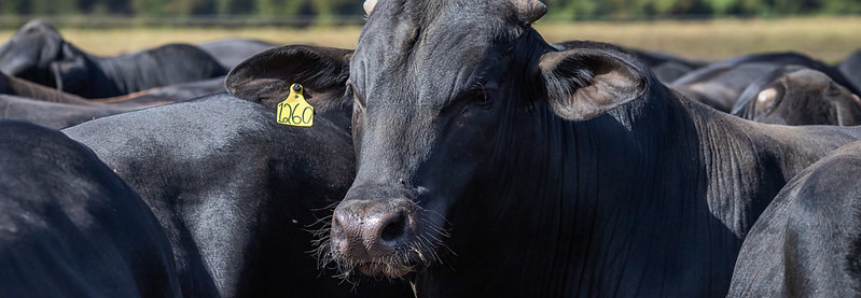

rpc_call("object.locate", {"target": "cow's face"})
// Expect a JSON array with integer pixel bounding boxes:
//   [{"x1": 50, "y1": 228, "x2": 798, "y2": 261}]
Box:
[
  {"x1": 328, "y1": 0, "x2": 648, "y2": 280},
  {"x1": 737, "y1": 66, "x2": 861, "y2": 126}
]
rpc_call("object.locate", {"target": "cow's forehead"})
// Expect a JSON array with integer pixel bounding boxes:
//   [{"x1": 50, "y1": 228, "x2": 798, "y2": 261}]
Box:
[
  {"x1": 351, "y1": 0, "x2": 520, "y2": 100},
  {"x1": 360, "y1": 0, "x2": 513, "y2": 39}
]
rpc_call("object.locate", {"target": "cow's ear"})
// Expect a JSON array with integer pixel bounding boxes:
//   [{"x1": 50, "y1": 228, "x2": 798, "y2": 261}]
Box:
[
  {"x1": 539, "y1": 48, "x2": 648, "y2": 121},
  {"x1": 226, "y1": 45, "x2": 353, "y2": 110}
]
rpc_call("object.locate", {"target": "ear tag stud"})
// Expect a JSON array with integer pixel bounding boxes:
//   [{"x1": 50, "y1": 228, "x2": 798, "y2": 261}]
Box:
[{"x1": 277, "y1": 83, "x2": 314, "y2": 127}]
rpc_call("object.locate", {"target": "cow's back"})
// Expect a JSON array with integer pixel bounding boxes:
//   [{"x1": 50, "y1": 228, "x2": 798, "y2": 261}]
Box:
[
  {"x1": 727, "y1": 141, "x2": 861, "y2": 297},
  {"x1": 0, "y1": 94, "x2": 141, "y2": 129},
  {"x1": 0, "y1": 120, "x2": 181, "y2": 298},
  {"x1": 91, "y1": 44, "x2": 227, "y2": 98}
]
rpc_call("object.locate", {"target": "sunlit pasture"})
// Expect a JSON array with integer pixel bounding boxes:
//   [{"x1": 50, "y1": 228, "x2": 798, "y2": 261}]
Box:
[{"x1": 0, "y1": 17, "x2": 858, "y2": 63}]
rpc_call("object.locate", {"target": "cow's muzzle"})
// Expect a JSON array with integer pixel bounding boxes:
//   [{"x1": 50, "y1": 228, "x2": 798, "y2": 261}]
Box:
[{"x1": 330, "y1": 197, "x2": 421, "y2": 278}]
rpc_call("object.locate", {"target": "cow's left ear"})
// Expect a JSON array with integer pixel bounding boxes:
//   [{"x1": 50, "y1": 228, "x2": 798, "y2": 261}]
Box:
[
  {"x1": 539, "y1": 48, "x2": 648, "y2": 121},
  {"x1": 226, "y1": 45, "x2": 353, "y2": 110}
]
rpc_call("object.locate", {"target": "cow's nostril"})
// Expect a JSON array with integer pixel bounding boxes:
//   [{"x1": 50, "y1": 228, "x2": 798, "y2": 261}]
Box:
[{"x1": 380, "y1": 213, "x2": 407, "y2": 242}]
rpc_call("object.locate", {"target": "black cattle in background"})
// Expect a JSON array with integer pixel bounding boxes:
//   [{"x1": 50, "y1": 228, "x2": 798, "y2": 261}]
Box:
[
  {"x1": 226, "y1": 0, "x2": 861, "y2": 297},
  {"x1": 0, "y1": 120, "x2": 183, "y2": 298},
  {"x1": 839, "y1": 49, "x2": 861, "y2": 93},
  {"x1": 197, "y1": 38, "x2": 278, "y2": 70},
  {"x1": 1, "y1": 70, "x2": 226, "y2": 106},
  {"x1": 671, "y1": 52, "x2": 859, "y2": 112},
  {"x1": 626, "y1": 48, "x2": 708, "y2": 83},
  {"x1": 0, "y1": 94, "x2": 143, "y2": 129},
  {"x1": 555, "y1": 42, "x2": 708, "y2": 83},
  {"x1": 63, "y1": 92, "x2": 412, "y2": 298},
  {"x1": 731, "y1": 65, "x2": 861, "y2": 126},
  {"x1": 89, "y1": 76, "x2": 227, "y2": 106},
  {"x1": 0, "y1": 19, "x2": 226, "y2": 98},
  {"x1": 0, "y1": 70, "x2": 93, "y2": 105},
  {"x1": 1, "y1": 70, "x2": 226, "y2": 128},
  {"x1": 727, "y1": 141, "x2": 861, "y2": 297}
]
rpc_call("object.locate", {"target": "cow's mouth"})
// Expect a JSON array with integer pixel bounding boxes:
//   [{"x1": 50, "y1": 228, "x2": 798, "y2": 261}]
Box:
[
  {"x1": 333, "y1": 247, "x2": 433, "y2": 279},
  {"x1": 355, "y1": 261, "x2": 416, "y2": 278}
]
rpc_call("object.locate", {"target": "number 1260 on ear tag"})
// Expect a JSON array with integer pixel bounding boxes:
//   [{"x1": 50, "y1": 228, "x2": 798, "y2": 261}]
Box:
[{"x1": 277, "y1": 83, "x2": 314, "y2": 127}]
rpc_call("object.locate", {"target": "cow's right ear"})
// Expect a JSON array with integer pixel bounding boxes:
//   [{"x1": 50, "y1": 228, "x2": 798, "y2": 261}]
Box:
[
  {"x1": 226, "y1": 45, "x2": 353, "y2": 110},
  {"x1": 539, "y1": 47, "x2": 648, "y2": 121}
]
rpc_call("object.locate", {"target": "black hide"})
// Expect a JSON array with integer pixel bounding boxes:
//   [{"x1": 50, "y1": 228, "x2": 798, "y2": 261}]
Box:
[
  {"x1": 727, "y1": 141, "x2": 861, "y2": 297},
  {"x1": 0, "y1": 94, "x2": 143, "y2": 129},
  {"x1": 0, "y1": 70, "x2": 93, "y2": 105},
  {"x1": 0, "y1": 19, "x2": 226, "y2": 98},
  {"x1": 294, "y1": 1, "x2": 861, "y2": 297},
  {"x1": 0, "y1": 120, "x2": 181, "y2": 298},
  {"x1": 63, "y1": 93, "x2": 412, "y2": 298},
  {"x1": 839, "y1": 49, "x2": 861, "y2": 93},
  {"x1": 197, "y1": 38, "x2": 278, "y2": 69},
  {"x1": 670, "y1": 52, "x2": 858, "y2": 112},
  {"x1": 731, "y1": 65, "x2": 861, "y2": 126}
]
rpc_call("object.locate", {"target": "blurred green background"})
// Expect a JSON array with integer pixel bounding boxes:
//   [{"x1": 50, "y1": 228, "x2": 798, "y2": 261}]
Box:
[
  {"x1": 0, "y1": 0, "x2": 858, "y2": 63},
  {"x1": 2, "y1": 0, "x2": 860, "y2": 19}
]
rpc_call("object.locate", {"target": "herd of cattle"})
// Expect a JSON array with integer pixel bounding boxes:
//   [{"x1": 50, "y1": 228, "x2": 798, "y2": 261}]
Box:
[{"x1": 3, "y1": 0, "x2": 861, "y2": 297}]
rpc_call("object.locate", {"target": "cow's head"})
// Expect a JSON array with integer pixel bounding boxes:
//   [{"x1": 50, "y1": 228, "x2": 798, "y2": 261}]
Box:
[
  {"x1": 0, "y1": 19, "x2": 86, "y2": 90},
  {"x1": 324, "y1": 0, "x2": 649, "y2": 282},
  {"x1": 732, "y1": 65, "x2": 861, "y2": 126}
]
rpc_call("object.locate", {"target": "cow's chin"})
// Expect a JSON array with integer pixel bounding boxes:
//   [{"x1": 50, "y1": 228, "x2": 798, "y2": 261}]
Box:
[{"x1": 356, "y1": 262, "x2": 414, "y2": 278}]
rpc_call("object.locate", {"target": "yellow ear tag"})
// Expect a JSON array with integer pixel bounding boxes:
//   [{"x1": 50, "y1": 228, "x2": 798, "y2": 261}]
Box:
[{"x1": 276, "y1": 83, "x2": 314, "y2": 127}]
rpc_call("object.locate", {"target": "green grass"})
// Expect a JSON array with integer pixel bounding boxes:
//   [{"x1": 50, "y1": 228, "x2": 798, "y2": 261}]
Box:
[{"x1": 1, "y1": 17, "x2": 859, "y2": 63}]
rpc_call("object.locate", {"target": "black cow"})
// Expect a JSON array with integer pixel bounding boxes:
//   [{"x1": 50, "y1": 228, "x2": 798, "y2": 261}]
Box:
[
  {"x1": 671, "y1": 52, "x2": 858, "y2": 112},
  {"x1": 839, "y1": 49, "x2": 861, "y2": 92},
  {"x1": 0, "y1": 19, "x2": 226, "y2": 98},
  {"x1": 0, "y1": 120, "x2": 182, "y2": 298},
  {"x1": 0, "y1": 70, "x2": 94, "y2": 105},
  {"x1": 90, "y1": 76, "x2": 227, "y2": 107},
  {"x1": 197, "y1": 38, "x2": 278, "y2": 69},
  {"x1": 64, "y1": 93, "x2": 412, "y2": 298},
  {"x1": 1, "y1": 71, "x2": 225, "y2": 128},
  {"x1": 727, "y1": 141, "x2": 861, "y2": 297},
  {"x1": 731, "y1": 65, "x2": 861, "y2": 126},
  {"x1": 221, "y1": 0, "x2": 861, "y2": 297},
  {"x1": 554, "y1": 42, "x2": 708, "y2": 84},
  {"x1": 626, "y1": 48, "x2": 708, "y2": 83},
  {"x1": 1, "y1": 70, "x2": 225, "y2": 107},
  {"x1": 0, "y1": 94, "x2": 143, "y2": 129}
]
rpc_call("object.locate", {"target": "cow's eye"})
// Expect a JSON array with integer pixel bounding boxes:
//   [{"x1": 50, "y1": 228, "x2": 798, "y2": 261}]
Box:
[
  {"x1": 474, "y1": 89, "x2": 492, "y2": 106},
  {"x1": 471, "y1": 84, "x2": 496, "y2": 107}
]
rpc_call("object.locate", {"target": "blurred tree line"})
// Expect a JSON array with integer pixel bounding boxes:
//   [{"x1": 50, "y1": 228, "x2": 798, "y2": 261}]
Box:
[
  {"x1": 0, "y1": 0, "x2": 859, "y2": 19},
  {"x1": 0, "y1": 0, "x2": 362, "y2": 17}
]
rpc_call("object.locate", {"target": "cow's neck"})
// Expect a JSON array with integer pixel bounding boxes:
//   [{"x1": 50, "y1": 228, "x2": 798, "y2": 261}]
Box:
[
  {"x1": 422, "y1": 86, "x2": 753, "y2": 297},
  {"x1": 91, "y1": 52, "x2": 167, "y2": 97},
  {"x1": 91, "y1": 55, "x2": 136, "y2": 95},
  {"x1": 685, "y1": 95, "x2": 861, "y2": 238}
]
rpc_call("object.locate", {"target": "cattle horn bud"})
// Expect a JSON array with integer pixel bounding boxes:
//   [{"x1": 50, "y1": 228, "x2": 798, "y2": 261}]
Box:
[
  {"x1": 512, "y1": 0, "x2": 547, "y2": 25},
  {"x1": 363, "y1": 0, "x2": 378, "y2": 15}
]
